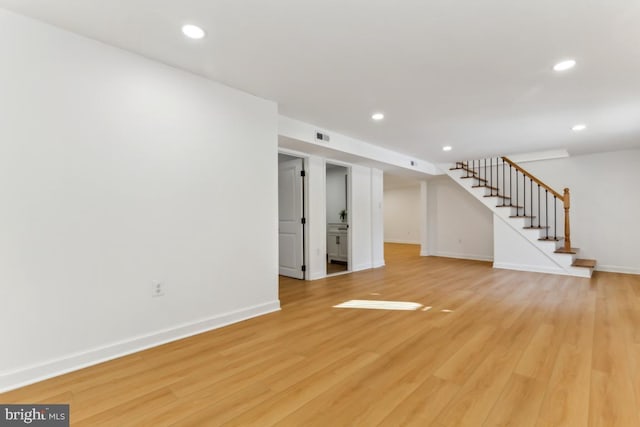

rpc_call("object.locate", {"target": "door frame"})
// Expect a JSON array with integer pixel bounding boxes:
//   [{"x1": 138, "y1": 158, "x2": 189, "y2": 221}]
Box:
[
  {"x1": 278, "y1": 149, "x2": 309, "y2": 280},
  {"x1": 324, "y1": 159, "x2": 352, "y2": 277}
]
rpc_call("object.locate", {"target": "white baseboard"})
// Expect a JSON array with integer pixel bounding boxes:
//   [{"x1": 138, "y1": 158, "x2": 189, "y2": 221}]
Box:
[
  {"x1": 372, "y1": 259, "x2": 386, "y2": 268},
  {"x1": 493, "y1": 262, "x2": 566, "y2": 275},
  {"x1": 352, "y1": 263, "x2": 373, "y2": 272},
  {"x1": 0, "y1": 300, "x2": 281, "y2": 393},
  {"x1": 384, "y1": 239, "x2": 421, "y2": 245},
  {"x1": 596, "y1": 265, "x2": 640, "y2": 275},
  {"x1": 434, "y1": 251, "x2": 493, "y2": 262},
  {"x1": 308, "y1": 271, "x2": 326, "y2": 280}
]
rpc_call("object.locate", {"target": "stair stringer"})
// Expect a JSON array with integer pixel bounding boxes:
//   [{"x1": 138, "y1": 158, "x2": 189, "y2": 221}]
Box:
[{"x1": 444, "y1": 167, "x2": 590, "y2": 278}]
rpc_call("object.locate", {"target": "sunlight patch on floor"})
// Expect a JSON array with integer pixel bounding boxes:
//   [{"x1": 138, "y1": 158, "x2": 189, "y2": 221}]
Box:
[{"x1": 333, "y1": 300, "x2": 423, "y2": 311}]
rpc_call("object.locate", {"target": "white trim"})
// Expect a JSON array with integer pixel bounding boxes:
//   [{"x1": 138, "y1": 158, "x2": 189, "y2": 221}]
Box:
[
  {"x1": 434, "y1": 251, "x2": 493, "y2": 262},
  {"x1": 384, "y1": 239, "x2": 421, "y2": 245},
  {"x1": 277, "y1": 147, "x2": 311, "y2": 159},
  {"x1": 0, "y1": 301, "x2": 280, "y2": 393},
  {"x1": 326, "y1": 270, "x2": 352, "y2": 277},
  {"x1": 420, "y1": 250, "x2": 430, "y2": 257},
  {"x1": 352, "y1": 263, "x2": 373, "y2": 272},
  {"x1": 308, "y1": 271, "x2": 326, "y2": 280},
  {"x1": 596, "y1": 265, "x2": 640, "y2": 275},
  {"x1": 505, "y1": 149, "x2": 569, "y2": 164},
  {"x1": 372, "y1": 260, "x2": 386, "y2": 268},
  {"x1": 279, "y1": 116, "x2": 439, "y2": 175},
  {"x1": 493, "y1": 262, "x2": 567, "y2": 275},
  {"x1": 324, "y1": 160, "x2": 353, "y2": 280},
  {"x1": 278, "y1": 150, "x2": 310, "y2": 281},
  {"x1": 445, "y1": 169, "x2": 571, "y2": 275}
]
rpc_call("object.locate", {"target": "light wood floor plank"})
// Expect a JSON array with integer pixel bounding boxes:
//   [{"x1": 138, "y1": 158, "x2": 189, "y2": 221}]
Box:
[
  {"x1": 535, "y1": 343, "x2": 591, "y2": 427},
  {"x1": 1, "y1": 243, "x2": 639, "y2": 426},
  {"x1": 483, "y1": 373, "x2": 546, "y2": 427}
]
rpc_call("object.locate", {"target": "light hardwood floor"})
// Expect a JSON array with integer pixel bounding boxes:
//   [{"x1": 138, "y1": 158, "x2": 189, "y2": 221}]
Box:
[{"x1": 2, "y1": 243, "x2": 640, "y2": 426}]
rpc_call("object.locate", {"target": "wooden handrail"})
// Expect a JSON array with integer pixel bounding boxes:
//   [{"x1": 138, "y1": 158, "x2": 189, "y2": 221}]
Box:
[{"x1": 501, "y1": 157, "x2": 564, "y2": 200}]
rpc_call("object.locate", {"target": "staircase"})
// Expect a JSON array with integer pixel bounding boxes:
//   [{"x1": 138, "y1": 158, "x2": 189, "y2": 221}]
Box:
[{"x1": 447, "y1": 157, "x2": 596, "y2": 278}]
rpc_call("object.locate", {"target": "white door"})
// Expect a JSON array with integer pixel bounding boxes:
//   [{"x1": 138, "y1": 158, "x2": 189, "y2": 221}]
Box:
[{"x1": 278, "y1": 159, "x2": 304, "y2": 279}]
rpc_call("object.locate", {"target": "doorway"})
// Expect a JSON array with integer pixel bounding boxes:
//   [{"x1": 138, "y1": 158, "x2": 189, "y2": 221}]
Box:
[
  {"x1": 278, "y1": 153, "x2": 306, "y2": 279},
  {"x1": 326, "y1": 163, "x2": 350, "y2": 275}
]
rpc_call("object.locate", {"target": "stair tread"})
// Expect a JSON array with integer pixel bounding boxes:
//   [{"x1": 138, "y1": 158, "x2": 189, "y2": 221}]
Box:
[
  {"x1": 472, "y1": 185, "x2": 499, "y2": 190},
  {"x1": 454, "y1": 159, "x2": 590, "y2": 274},
  {"x1": 555, "y1": 247, "x2": 579, "y2": 254},
  {"x1": 453, "y1": 167, "x2": 475, "y2": 173},
  {"x1": 461, "y1": 176, "x2": 488, "y2": 182},
  {"x1": 573, "y1": 259, "x2": 597, "y2": 268}
]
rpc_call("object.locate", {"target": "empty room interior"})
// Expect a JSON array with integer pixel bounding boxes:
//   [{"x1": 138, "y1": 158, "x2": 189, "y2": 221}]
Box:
[{"x1": 1, "y1": 1, "x2": 640, "y2": 426}]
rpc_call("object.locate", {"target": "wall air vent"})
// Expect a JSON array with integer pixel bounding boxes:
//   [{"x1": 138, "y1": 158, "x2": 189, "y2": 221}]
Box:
[{"x1": 315, "y1": 132, "x2": 330, "y2": 142}]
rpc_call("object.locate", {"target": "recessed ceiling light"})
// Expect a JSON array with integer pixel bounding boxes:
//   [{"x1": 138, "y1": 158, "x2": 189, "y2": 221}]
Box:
[
  {"x1": 371, "y1": 113, "x2": 384, "y2": 121},
  {"x1": 442, "y1": 146, "x2": 452, "y2": 151},
  {"x1": 182, "y1": 24, "x2": 206, "y2": 40},
  {"x1": 572, "y1": 124, "x2": 586, "y2": 132},
  {"x1": 553, "y1": 59, "x2": 576, "y2": 72}
]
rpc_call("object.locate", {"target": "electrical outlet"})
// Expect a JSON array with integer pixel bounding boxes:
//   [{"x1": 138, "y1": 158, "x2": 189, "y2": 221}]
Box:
[{"x1": 152, "y1": 282, "x2": 165, "y2": 297}]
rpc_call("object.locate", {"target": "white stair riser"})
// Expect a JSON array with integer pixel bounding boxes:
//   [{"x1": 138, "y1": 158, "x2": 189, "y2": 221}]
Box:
[{"x1": 447, "y1": 167, "x2": 591, "y2": 278}]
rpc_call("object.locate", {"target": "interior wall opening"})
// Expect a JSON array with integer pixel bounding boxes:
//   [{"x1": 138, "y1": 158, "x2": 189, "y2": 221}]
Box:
[{"x1": 326, "y1": 163, "x2": 350, "y2": 275}]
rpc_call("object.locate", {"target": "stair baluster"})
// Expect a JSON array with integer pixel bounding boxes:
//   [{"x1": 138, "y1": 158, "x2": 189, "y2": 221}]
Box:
[
  {"x1": 516, "y1": 171, "x2": 519, "y2": 216},
  {"x1": 490, "y1": 157, "x2": 493, "y2": 195},
  {"x1": 537, "y1": 185, "x2": 540, "y2": 228},
  {"x1": 509, "y1": 165, "x2": 513, "y2": 207},
  {"x1": 502, "y1": 159, "x2": 506, "y2": 206},
  {"x1": 554, "y1": 197, "x2": 557, "y2": 240},
  {"x1": 483, "y1": 158, "x2": 486, "y2": 184},
  {"x1": 448, "y1": 156, "x2": 594, "y2": 276},
  {"x1": 530, "y1": 179, "x2": 533, "y2": 228},
  {"x1": 525, "y1": 177, "x2": 528, "y2": 223},
  {"x1": 545, "y1": 189, "x2": 549, "y2": 239}
]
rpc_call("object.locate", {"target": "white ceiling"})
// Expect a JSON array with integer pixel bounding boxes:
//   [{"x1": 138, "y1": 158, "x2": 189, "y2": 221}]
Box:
[{"x1": 2, "y1": 0, "x2": 639, "y2": 163}]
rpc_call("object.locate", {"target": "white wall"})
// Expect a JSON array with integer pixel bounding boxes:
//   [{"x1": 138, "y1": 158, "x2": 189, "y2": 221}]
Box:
[
  {"x1": 493, "y1": 214, "x2": 565, "y2": 274},
  {"x1": 0, "y1": 10, "x2": 279, "y2": 391},
  {"x1": 278, "y1": 116, "x2": 439, "y2": 175},
  {"x1": 427, "y1": 176, "x2": 494, "y2": 261},
  {"x1": 371, "y1": 169, "x2": 385, "y2": 267},
  {"x1": 419, "y1": 181, "x2": 430, "y2": 256},
  {"x1": 384, "y1": 185, "x2": 421, "y2": 244},
  {"x1": 306, "y1": 155, "x2": 326, "y2": 280},
  {"x1": 350, "y1": 165, "x2": 373, "y2": 271},
  {"x1": 280, "y1": 150, "x2": 384, "y2": 278},
  {"x1": 326, "y1": 166, "x2": 347, "y2": 223},
  {"x1": 520, "y1": 149, "x2": 640, "y2": 274}
]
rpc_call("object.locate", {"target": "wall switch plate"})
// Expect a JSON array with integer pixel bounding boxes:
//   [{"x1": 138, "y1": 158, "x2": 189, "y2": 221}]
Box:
[{"x1": 152, "y1": 282, "x2": 165, "y2": 297}]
